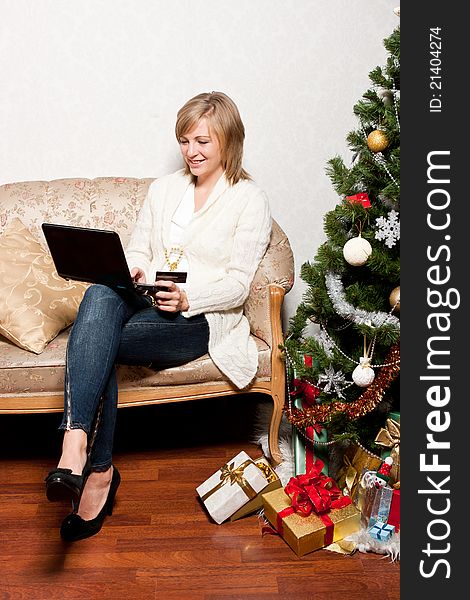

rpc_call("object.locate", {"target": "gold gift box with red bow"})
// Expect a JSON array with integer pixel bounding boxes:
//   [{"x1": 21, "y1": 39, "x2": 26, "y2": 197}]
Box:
[{"x1": 262, "y1": 459, "x2": 361, "y2": 556}]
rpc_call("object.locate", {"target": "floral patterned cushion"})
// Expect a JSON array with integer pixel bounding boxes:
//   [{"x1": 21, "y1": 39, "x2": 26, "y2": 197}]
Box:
[{"x1": 0, "y1": 177, "x2": 153, "y2": 247}]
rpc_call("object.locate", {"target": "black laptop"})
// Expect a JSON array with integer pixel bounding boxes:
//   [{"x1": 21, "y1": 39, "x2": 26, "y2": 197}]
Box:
[{"x1": 42, "y1": 223, "x2": 152, "y2": 293}]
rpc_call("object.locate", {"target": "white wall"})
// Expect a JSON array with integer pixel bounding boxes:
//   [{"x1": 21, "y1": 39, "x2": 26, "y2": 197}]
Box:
[{"x1": 0, "y1": 0, "x2": 399, "y2": 322}]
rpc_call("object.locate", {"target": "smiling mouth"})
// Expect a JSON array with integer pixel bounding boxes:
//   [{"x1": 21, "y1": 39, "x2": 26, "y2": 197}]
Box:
[{"x1": 188, "y1": 159, "x2": 205, "y2": 166}]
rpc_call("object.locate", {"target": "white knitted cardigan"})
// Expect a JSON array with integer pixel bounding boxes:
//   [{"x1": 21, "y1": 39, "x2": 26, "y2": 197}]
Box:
[{"x1": 125, "y1": 169, "x2": 272, "y2": 389}]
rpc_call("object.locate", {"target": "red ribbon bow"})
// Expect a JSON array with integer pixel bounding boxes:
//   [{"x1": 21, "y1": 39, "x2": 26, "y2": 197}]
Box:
[
  {"x1": 277, "y1": 459, "x2": 351, "y2": 546},
  {"x1": 289, "y1": 378, "x2": 320, "y2": 405},
  {"x1": 346, "y1": 192, "x2": 371, "y2": 208},
  {"x1": 285, "y1": 459, "x2": 350, "y2": 515}
]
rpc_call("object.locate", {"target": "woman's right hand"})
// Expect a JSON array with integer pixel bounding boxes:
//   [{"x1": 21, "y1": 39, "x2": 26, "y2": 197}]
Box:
[{"x1": 130, "y1": 267, "x2": 146, "y2": 283}]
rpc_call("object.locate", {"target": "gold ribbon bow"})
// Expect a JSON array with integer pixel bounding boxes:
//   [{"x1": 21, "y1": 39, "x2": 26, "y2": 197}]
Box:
[
  {"x1": 201, "y1": 460, "x2": 258, "y2": 502},
  {"x1": 255, "y1": 460, "x2": 278, "y2": 484},
  {"x1": 340, "y1": 455, "x2": 361, "y2": 500},
  {"x1": 374, "y1": 418, "x2": 400, "y2": 488},
  {"x1": 336, "y1": 445, "x2": 382, "y2": 500}
]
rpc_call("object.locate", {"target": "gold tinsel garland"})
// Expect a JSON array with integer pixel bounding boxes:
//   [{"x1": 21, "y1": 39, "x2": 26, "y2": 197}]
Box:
[{"x1": 284, "y1": 343, "x2": 400, "y2": 427}]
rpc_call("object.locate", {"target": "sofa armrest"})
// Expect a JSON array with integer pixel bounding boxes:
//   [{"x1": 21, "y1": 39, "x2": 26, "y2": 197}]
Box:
[
  {"x1": 244, "y1": 220, "x2": 294, "y2": 348},
  {"x1": 268, "y1": 282, "x2": 286, "y2": 360}
]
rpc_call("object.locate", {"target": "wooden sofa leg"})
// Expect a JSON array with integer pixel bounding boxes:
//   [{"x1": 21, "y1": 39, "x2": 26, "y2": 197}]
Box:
[{"x1": 267, "y1": 391, "x2": 284, "y2": 466}]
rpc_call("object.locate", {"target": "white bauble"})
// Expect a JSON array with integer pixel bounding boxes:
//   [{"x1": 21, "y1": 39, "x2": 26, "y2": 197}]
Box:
[
  {"x1": 379, "y1": 88, "x2": 394, "y2": 106},
  {"x1": 352, "y1": 358, "x2": 375, "y2": 387},
  {"x1": 343, "y1": 236, "x2": 372, "y2": 266}
]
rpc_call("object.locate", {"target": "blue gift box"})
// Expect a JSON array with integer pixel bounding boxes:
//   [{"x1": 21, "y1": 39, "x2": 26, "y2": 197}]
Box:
[{"x1": 368, "y1": 521, "x2": 395, "y2": 541}]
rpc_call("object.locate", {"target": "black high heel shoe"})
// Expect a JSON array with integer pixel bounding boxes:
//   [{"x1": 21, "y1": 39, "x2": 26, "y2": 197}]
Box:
[
  {"x1": 60, "y1": 466, "x2": 121, "y2": 542},
  {"x1": 45, "y1": 456, "x2": 91, "y2": 504}
]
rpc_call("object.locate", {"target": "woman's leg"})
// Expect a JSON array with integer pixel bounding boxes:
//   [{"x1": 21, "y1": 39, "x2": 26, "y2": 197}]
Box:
[
  {"x1": 57, "y1": 284, "x2": 148, "y2": 473},
  {"x1": 86, "y1": 307, "x2": 210, "y2": 469},
  {"x1": 74, "y1": 308, "x2": 209, "y2": 521},
  {"x1": 117, "y1": 308, "x2": 210, "y2": 367}
]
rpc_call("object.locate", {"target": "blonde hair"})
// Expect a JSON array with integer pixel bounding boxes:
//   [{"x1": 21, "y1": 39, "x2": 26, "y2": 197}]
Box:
[{"x1": 175, "y1": 91, "x2": 251, "y2": 185}]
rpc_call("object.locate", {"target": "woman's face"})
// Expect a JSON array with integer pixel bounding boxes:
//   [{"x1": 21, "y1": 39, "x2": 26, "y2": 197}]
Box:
[{"x1": 179, "y1": 118, "x2": 224, "y2": 183}]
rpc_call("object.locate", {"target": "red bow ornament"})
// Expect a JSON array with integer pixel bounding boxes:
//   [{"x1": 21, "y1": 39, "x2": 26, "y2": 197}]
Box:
[
  {"x1": 290, "y1": 378, "x2": 320, "y2": 405},
  {"x1": 346, "y1": 192, "x2": 371, "y2": 208}
]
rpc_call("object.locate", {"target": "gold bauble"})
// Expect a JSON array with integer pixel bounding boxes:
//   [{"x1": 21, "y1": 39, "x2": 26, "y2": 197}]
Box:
[
  {"x1": 367, "y1": 129, "x2": 389, "y2": 153},
  {"x1": 389, "y1": 286, "x2": 400, "y2": 312}
]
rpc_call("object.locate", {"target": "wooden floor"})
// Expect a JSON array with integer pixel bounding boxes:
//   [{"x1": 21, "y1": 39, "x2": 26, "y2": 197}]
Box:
[{"x1": 0, "y1": 395, "x2": 400, "y2": 600}]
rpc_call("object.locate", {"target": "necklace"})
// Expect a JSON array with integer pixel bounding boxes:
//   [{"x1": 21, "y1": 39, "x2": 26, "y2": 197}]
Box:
[{"x1": 164, "y1": 246, "x2": 184, "y2": 271}]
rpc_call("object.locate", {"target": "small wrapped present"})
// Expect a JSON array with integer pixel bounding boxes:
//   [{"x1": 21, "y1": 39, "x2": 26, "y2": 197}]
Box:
[
  {"x1": 369, "y1": 521, "x2": 395, "y2": 541},
  {"x1": 368, "y1": 485, "x2": 394, "y2": 527},
  {"x1": 196, "y1": 451, "x2": 272, "y2": 524},
  {"x1": 229, "y1": 456, "x2": 282, "y2": 521},
  {"x1": 292, "y1": 391, "x2": 328, "y2": 476},
  {"x1": 289, "y1": 354, "x2": 329, "y2": 476},
  {"x1": 262, "y1": 459, "x2": 361, "y2": 556},
  {"x1": 357, "y1": 469, "x2": 394, "y2": 526},
  {"x1": 387, "y1": 489, "x2": 400, "y2": 532},
  {"x1": 293, "y1": 416, "x2": 329, "y2": 476}
]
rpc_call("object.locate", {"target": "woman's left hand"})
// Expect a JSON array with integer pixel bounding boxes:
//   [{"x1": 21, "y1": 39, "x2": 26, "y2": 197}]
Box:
[{"x1": 154, "y1": 281, "x2": 189, "y2": 312}]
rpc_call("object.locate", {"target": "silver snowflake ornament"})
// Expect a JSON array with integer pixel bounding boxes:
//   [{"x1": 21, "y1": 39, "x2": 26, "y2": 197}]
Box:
[
  {"x1": 375, "y1": 210, "x2": 400, "y2": 248},
  {"x1": 317, "y1": 365, "x2": 349, "y2": 398}
]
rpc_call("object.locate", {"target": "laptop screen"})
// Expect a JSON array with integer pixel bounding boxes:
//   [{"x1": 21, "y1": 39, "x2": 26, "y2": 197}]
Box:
[{"x1": 42, "y1": 223, "x2": 134, "y2": 290}]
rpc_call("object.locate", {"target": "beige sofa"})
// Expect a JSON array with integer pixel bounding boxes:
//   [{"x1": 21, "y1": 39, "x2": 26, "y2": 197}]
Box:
[{"x1": 0, "y1": 177, "x2": 294, "y2": 464}]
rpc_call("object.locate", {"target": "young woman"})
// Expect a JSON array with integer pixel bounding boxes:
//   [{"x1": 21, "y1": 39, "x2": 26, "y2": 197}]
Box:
[{"x1": 45, "y1": 91, "x2": 272, "y2": 541}]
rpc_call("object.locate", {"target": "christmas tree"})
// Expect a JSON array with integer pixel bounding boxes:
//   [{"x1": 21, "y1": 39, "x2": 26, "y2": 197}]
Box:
[{"x1": 284, "y1": 27, "x2": 400, "y2": 457}]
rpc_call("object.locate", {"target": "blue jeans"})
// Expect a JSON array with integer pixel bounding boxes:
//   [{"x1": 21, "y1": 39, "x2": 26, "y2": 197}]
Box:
[{"x1": 59, "y1": 284, "x2": 209, "y2": 471}]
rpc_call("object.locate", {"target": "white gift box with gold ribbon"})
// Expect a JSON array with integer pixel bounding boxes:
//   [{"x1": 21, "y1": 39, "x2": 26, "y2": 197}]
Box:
[
  {"x1": 230, "y1": 456, "x2": 281, "y2": 521},
  {"x1": 196, "y1": 451, "x2": 272, "y2": 524}
]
